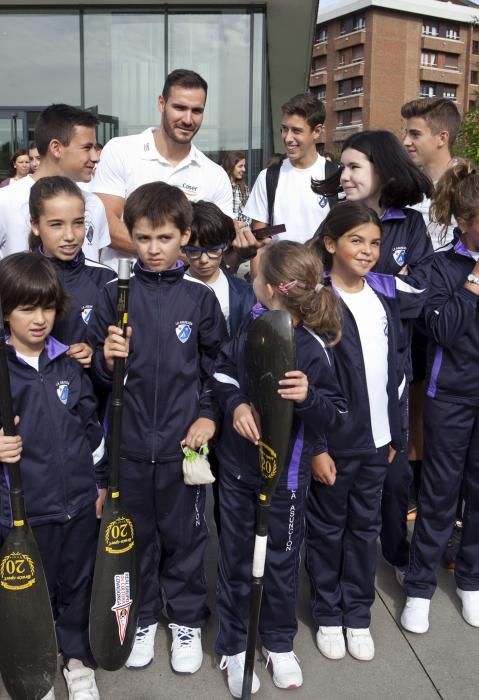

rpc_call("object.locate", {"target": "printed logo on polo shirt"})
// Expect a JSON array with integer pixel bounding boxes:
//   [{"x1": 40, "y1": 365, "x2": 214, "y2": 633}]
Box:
[
  {"x1": 180, "y1": 183, "x2": 199, "y2": 199},
  {"x1": 81, "y1": 305, "x2": 93, "y2": 325},
  {"x1": 317, "y1": 195, "x2": 328, "y2": 208},
  {"x1": 56, "y1": 381, "x2": 70, "y2": 405},
  {"x1": 392, "y1": 246, "x2": 407, "y2": 266},
  {"x1": 176, "y1": 321, "x2": 192, "y2": 343}
]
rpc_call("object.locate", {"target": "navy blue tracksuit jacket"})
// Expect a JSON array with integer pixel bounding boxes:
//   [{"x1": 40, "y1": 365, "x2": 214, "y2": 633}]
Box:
[{"x1": 88, "y1": 261, "x2": 227, "y2": 462}]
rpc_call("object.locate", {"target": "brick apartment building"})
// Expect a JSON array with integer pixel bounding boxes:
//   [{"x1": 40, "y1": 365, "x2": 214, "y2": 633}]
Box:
[{"x1": 311, "y1": 0, "x2": 479, "y2": 152}]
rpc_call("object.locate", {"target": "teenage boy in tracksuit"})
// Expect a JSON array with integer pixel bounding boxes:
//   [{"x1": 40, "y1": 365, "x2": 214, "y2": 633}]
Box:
[{"x1": 87, "y1": 182, "x2": 228, "y2": 674}]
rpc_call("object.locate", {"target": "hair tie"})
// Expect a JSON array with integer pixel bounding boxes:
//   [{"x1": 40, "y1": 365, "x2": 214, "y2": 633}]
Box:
[
  {"x1": 322, "y1": 275, "x2": 332, "y2": 287},
  {"x1": 278, "y1": 280, "x2": 298, "y2": 296},
  {"x1": 314, "y1": 282, "x2": 324, "y2": 293}
]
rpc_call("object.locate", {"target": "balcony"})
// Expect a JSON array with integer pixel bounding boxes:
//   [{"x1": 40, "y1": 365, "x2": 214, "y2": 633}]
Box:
[
  {"x1": 309, "y1": 71, "x2": 327, "y2": 87},
  {"x1": 333, "y1": 93, "x2": 364, "y2": 110},
  {"x1": 334, "y1": 29, "x2": 366, "y2": 51},
  {"x1": 333, "y1": 124, "x2": 363, "y2": 140},
  {"x1": 334, "y1": 61, "x2": 365, "y2": 81},
  {"x1": 420, "y1": 67, "x2": 461, "y2": 84},
  {"x1": 312, "y1": 42, "x2": 328, "y2": 57},
  {"x1": 421, "y1": 36, "x2": 463, "y2": 53}
]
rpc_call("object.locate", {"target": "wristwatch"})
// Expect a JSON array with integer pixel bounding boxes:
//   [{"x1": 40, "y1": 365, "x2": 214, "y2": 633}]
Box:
[{"x1": 467, "y1": 273, "x2": 479, "y2": 285}]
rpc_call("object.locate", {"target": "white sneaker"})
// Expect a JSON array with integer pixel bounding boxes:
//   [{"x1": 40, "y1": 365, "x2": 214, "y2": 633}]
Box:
[
  {"x1": 41, "y1": 689, "x2": 55, "y2": 700},
  {"x1": 124, "y1": 623, "x2": 158, "y2": 669},
  {"x1": 401, "y1": 597, "x2": 430, "y2": 634},
  {"x1": 457, "y1": 588, "x2": 479, "y2": 627},
  {"x1": 345, "y1": 628, "x2": 375, "y2": 661},
  {"x1": 316, "y1": 626, "x2": 346, "y2": 659},
  {"x1": 169, "y1": 624, "x2": 203, "y2": 673},
  {"x1": 262, "y1": 647, "x2": 303, "y2": 689},
  {"x1": 63, "y1": 660, "x2": 99, "y2": 700},
  {"x1": 219, "y1": 652, "x2": 260, "y2": 698}
]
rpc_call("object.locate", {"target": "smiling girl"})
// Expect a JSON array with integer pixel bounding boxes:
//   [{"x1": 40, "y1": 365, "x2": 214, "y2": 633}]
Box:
[{"x1": 28, "y1": 176, "x2": 115, "y2": 368}]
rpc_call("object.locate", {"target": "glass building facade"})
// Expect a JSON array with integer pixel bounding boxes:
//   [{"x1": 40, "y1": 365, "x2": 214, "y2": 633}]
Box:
[{"x1": 0, "y1": 6, "x2": 268, "y2": 179}]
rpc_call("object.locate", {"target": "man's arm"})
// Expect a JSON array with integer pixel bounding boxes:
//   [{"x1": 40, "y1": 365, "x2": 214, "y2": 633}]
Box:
[{"x1": 95, "y1": 192, "x2": 136, "y2": 255}]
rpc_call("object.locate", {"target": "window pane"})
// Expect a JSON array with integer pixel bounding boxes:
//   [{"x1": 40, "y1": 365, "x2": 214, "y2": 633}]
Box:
[
  {"x1": 83, "y1": 12, "x2": 165, "y2": 135},
  {"x1": 168, "y1": 13, "x2": 251, "y2": 157},
  {"x1": 0, "y1": 12, "x2": 80, "y2": 106}
]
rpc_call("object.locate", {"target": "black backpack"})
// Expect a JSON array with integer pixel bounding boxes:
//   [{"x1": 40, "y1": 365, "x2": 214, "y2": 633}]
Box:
[{"x1": 265, "y1": 157, "x2": 339, "y2": 225}]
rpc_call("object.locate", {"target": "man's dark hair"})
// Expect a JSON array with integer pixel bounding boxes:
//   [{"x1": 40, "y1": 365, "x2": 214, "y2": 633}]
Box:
[
  {"x1": 34, "y1": 104, "x2": 99, "y2": 157},
  {"x1": 281, "y1": 93, "x2": 326, "y2": 129},
  {"x1": 401, "y1": 97, "x2": 461, "y2": 147},
  {"x1": 124, "y1": 182, "x2": 193, "y2": 235},
  {"x1": 162, "y1": 69, "x2": 208, "y2": 101},
  {"x1": 190, "y1": 201, "x2": 235, "y2": 247}
]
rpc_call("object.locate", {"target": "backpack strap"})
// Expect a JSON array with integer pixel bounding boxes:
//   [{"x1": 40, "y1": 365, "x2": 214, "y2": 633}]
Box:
[{"x1": 265, "y1": 162, "x2": 282, "y2": 225}]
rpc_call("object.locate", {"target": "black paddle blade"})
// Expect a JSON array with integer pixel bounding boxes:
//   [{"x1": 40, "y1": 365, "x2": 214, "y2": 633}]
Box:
[
  {"x1": 245, "y1": 310, "x2": 296, "y2": 504},
  {"x1": 89, "y1": 493, "x2": 139, "y2": 671},
  {"x1": 0, "y1": 524, "x2": 57, "y2": 700}
]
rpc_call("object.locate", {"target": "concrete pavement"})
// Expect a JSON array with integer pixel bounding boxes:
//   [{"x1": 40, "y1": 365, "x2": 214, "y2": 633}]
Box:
[{"x1": 1, "y1": 506, "x2": 477, "y2": 700}]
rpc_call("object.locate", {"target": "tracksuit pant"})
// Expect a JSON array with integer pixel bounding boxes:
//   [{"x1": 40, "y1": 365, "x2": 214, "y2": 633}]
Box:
[
  {"x1": 380, "y1": 389, "x2": 411, "y2": 568},
  {"x1": 306, "y1": 445, "x2": 389, "y2": 628},
  {"x1": 405, "y1": 398, "x2": 479, "y2": 598},
  {"x1": 119, "y1": 458, "x2": 209, "y2": 628},
  {"x1": 0, "y1": 503, "x2": 98, "y2": 668},
  {"x1": 215, "y1": 465, "x2": 307, "y2": 655}
]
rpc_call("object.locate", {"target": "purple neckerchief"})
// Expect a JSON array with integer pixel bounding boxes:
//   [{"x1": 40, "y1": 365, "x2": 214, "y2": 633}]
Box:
[
  {"x1": 453, "y1": 235, "x2": 476, "y2": 260},
  {"x1": 4, "y1": 334, "x2": 68, "y2": 366},
  {"x1": 381, "y1": 207, "x2": 406, "y2": 222},
  {"x1": 250, "y1": 302, "x2": 267, "y2": 320},
  {"x1": 322, "y1": 271, "x2": 395, "y2": 298}
]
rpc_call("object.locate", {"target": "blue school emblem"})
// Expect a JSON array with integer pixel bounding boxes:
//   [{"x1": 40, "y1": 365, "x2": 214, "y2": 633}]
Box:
[
  {"x1": 81, "y1": 305, "x2": 93, "y2": 325},
  {"x1": 56, "y1": 381, "x2": 70, "y2": 405},
  {"x1": 176, "y1": 321, "x2": 192, "y2": 344},
  {"x1": 392, "y1": 246, "x2": 407, "y2": 266}
]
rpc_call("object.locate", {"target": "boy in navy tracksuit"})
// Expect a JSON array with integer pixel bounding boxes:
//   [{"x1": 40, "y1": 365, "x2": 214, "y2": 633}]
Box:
[
  {"x1": 28, "y1": 176, "x2": 116, "y2": 369},
  {"x1": 0, "y1": 253, "x2": 106, "y2": 700},
  {"x1": 401, "y1": 161, "x2": 479, "y2": 633},
  {"x1": 87, "y1": 182, "x2": 228, "y2": 674}
]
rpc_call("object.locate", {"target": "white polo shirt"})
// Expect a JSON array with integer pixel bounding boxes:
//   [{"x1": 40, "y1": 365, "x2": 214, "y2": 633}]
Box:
[
  {"x1": 0, "y1": 175, "x2": 110, "y2": 261},
  {"x1": 242, "y1": 155, "x2": 329, "y2": 244},
  {"x1": 91, "y1": 127, "x2": 233, "y2": 269}
]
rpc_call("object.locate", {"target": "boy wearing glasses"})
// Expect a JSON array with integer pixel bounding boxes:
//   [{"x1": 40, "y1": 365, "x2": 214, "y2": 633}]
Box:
[
  {"x1": 184, "y1": 201, "x2": 255, "y2": 338},
  {"x1": 88, "y1": 182, "x2": 227, "y2": 675}
]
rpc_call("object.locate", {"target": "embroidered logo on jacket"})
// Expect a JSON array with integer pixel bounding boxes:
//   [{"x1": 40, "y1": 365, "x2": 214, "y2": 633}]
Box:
[
  {"x1": 81, "y1": 305, "x2": 93, "y2": 324},
  {"x1": 56, "y1": 381, "x2": 70, "y2": 405},
  {"x1": 176, "y1": 321, "x2": 192, "y2": 343},
  {"x1": 392, "y1": 246, "x2": 407, "y2": 266}
]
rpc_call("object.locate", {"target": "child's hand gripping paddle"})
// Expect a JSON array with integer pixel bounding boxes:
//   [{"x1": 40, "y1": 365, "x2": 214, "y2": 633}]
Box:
[
  {"x1": 241, "y1": 310, "x2": 295, "y2": 700},
  {"x1": 89, "y1": 259, "x2": 139, "y2": 670},
  {"x1": 0, "y1": 302, "x2": 57, "y2": 700}
]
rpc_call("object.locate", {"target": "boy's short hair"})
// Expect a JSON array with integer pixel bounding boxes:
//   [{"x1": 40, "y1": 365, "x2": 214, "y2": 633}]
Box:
[
  {"x1": 162, "y1": 69, "x2": 208, "y2": 101},
  {"x1": 124, "y1": 182, "x2": 193, "y2": 235},
  {"x1": 190, "y1": 201, "x2": 235, "y2": 247},
  {"x1": 281, "y1": 93, "x2": 326, "y2": 129},
  {"x1": 400, "y1": 97, "x2": 461, "y2": 147},
  {"x1": 0, "y1": 253, "x2": 68, "y2": 320},
  {"x1": 34, "y1": 104, "x2": 99, "y2": 157}
]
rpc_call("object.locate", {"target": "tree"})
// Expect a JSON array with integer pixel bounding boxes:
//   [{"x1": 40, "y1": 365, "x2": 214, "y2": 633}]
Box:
[{"x1": 454, "y1": 107, "x2": 479, "y2": 163}]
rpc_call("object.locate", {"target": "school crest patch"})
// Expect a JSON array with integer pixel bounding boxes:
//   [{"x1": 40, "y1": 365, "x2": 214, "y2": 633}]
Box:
[
  {"x1": 56, "y1": 381, "x2": 70, "y2": 405},
  {"x1": 392, "y1": 246, "x2": 407, "y2": 267},
  {"x1": 81, "y1": 305, "x2": 93, "y2": 325},
  {"x1": 176, "y1": 321, "x2": 192, "y2": 343}
]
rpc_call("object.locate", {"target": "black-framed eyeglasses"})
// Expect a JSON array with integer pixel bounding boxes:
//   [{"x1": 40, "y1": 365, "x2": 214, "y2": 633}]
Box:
[{"x1": 181, "y1": 244, "x2": 226, "y2": 261}]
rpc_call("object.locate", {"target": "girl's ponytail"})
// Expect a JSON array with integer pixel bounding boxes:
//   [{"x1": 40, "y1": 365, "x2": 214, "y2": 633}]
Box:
[{"x1": 431, "y1": 159, "x2": 479, "y2": 240}]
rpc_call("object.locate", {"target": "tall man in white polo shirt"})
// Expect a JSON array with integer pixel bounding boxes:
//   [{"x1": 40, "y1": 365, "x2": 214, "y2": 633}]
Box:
[
  {"x1": 0, "y1": 104, "x2": 110, "y2": 261},
  {"x1": 92, "y1": 69, "x2": 233, "y2": 269}
]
